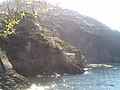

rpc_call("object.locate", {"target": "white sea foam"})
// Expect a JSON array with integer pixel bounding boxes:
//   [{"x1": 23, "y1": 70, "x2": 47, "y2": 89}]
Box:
[
  {"x1": 84, "y1": 71, "x2": 90, "y2": 74},
  {"x1": 26, "y1": 83, "x2": 57, "y2": 90},
  {"x1": 27, "y1": 84, "x2": 45, "y2": 90}
]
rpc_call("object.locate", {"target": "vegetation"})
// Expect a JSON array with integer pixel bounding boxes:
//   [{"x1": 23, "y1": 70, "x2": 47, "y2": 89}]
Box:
[
  {"x1": 0, "y1": 15, "x2": 20, "y2": 37},
  {"x1": 0, "y1": 0, "x2": 61, "y2": 37},
  {"x1": 0, "y1": 0, "x2": 84, "y2": 61}
]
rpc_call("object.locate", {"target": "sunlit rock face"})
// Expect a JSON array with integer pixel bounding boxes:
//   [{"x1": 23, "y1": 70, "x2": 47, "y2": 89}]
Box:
[
  {"x1": 41, "y1": 9, "x2": 120, "y2": 63},
  {"x1": 0, "y1": 17, "x2": 85, "y2": 76}
]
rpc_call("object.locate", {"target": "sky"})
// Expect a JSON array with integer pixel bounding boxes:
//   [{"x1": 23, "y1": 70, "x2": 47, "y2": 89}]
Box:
[
  {"x1": 0, "y1": 0, "x2": 120, "y2": 31},
  {"x1": 48, "y1": 0, "x2": 120, "y2": 31}
]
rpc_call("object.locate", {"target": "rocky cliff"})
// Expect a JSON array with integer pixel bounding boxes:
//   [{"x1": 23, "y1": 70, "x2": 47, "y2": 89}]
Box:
[
  {"x1": 40, "y1": 9, "x2": 120, "y2": 63},
  {"x1": 0, "y1": 15, "x2": 85, "y2": 76},
  {"x1": 0, "y1": 48, "x2": 31, "y2": 89},
  {"x1": 1, "y1": 0, "x2": 119, "y2": 78}
]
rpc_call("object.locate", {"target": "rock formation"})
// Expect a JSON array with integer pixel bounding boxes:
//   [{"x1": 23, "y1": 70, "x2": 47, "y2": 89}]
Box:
[
  {"x1": 0, "y1": 48, "x2": 31, "y2": 90},
  {"x1": 0, "y1": 16, "x2": 85, "y2": 76}
]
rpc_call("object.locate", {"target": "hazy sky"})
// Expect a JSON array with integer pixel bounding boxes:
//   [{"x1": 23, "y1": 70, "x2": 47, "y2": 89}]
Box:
[
  {"x1": 0, "y1": 0, "x2": 120, "y2": 30},
  {"x1": 49, "y1": 0, "x2": 120, "y2": 31}
]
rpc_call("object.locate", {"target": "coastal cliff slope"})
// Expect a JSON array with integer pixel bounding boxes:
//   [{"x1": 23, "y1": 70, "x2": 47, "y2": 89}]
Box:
[
  {"x1": 0, "y1": 15, "x2": 85, "y2": 76},
  {"x1": 41, "y1": 9, "x2": 120, "y2": 62}
]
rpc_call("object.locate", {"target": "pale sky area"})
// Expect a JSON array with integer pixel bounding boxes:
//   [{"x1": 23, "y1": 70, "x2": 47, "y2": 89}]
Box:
[
  {"x1": 49, "y1": 0, "x2": 120, "y2": 31},
  {"x1": 0, "y1": 0, "x2": 120, "y2": 31}
]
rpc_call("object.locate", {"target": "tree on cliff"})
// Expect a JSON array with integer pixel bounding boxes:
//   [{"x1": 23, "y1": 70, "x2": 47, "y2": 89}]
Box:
[{"x1": 0, "y1": 0, "x2": 61, "y2": 37}]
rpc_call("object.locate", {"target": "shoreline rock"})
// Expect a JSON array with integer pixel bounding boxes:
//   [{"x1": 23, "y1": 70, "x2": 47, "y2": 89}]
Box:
[{"x1": 0, "y1": 48, "x2": 31, "y2": 90}]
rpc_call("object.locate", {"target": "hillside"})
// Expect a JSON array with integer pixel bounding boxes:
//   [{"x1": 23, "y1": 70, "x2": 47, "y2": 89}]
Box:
[
  {"x1": 1, "y1": 0, "x2": 119, "y2": 63},
  {"x1": 1, "y1": 0, "x2": 120, "y2": 89},
  {"x1": 0, "y1": 12, "x2": 85, "y2": 76},
  {"x1": 40, "y1": 9, "x2": 120, "y2": 62}
]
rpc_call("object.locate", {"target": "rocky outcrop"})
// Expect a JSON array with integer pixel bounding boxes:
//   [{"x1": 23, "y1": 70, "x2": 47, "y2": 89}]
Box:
[
  {"x1": 0, "y1": 17, "x2": 85, "y2": 76},
  {"x1": 39, "y1": 9, "x2": 120, "y2": 63},
  {"x1": 0, "y1": 48, "x2": 31, "y2": 90}
]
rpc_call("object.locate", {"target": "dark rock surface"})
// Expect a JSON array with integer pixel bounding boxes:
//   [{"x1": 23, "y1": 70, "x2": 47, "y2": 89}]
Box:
[
  {"x1": 0, "y1": 70, "x2": 31, "y2": 90},
  {"x1": 0, "y1": 17, "x2": 85, "y2": 76},
  {"x1": 0, "y1": 48, "x2": 31, "y2": 90}
]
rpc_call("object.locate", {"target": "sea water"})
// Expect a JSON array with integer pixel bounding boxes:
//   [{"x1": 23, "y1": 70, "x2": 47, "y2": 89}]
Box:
[
  {"x1": 1, "y1": 63, "x2": 120, "y2": 90},
  {"x1": 27, "y1": 63, "x2": 120, "y2": 90}
]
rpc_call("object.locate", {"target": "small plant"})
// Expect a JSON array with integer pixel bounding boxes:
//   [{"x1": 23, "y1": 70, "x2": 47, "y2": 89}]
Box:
[
  {"x1": 0, "y1": 17, "x2": 20, "y2": 37},
  {"x1": 0, "y1": 11, "x2": 27, "y2": 37}
]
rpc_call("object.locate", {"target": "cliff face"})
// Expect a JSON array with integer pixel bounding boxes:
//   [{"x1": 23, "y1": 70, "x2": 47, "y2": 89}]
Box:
[
  {"x1": 41, "y1": 9, "x2": 120, "y2": 63},
  {"x1": 0, "y1": 17, "x2": 85, "y2": 76}
]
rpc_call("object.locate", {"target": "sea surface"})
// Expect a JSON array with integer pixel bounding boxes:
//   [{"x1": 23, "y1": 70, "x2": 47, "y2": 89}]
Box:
[
  {"x1": 1, "y1": 63, "x2": 120, "y2": 90},
  {"x1": 27, "y1": 63, "x2": 120, "y2": 90}
]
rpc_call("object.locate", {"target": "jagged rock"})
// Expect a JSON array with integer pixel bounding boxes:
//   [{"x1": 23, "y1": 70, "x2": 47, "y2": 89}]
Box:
[
  {"x1": 0, "y1": 17, "x2": 85, "y2": 76},
  {"x1": 0, "y1": 70, "x2": 31, "y2": 90},
  {"x1": 0, "y1": 48, "x2": 31, "y2": 90}
]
